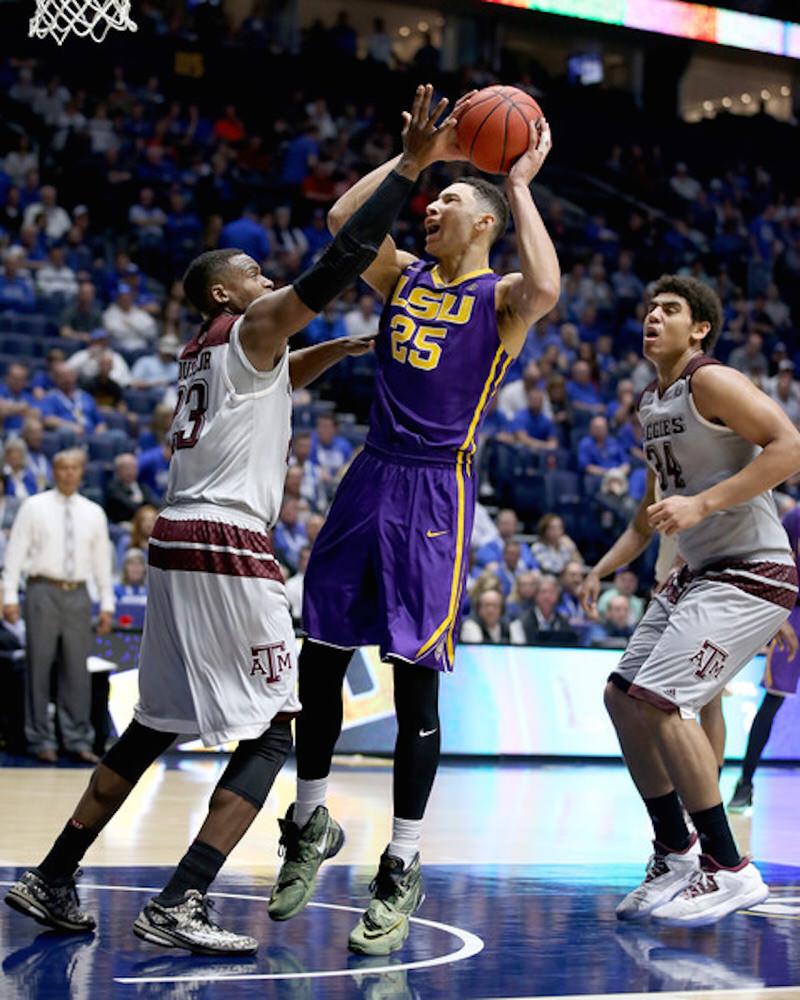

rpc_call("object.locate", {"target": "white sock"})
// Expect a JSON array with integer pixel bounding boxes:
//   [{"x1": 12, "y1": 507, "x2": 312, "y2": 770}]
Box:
[
  {"x1": 388, "y1": 817, "x2": 422, "y2": 868},
  {"x1": 294, "y1": 778, "x2": 328, "y2": 828}
]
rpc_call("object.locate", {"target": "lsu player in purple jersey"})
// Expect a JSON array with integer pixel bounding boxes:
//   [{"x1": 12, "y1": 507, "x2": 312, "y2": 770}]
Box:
[
  {"x1": 268, "y1": 84, "x2": 561, "y2": 953},
  {"x1": 728, "y1": 504, "x2": 800, "y2": 811}
]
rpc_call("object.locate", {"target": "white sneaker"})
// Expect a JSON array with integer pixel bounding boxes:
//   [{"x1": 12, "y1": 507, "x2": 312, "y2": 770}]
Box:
[
  {"x1": 616, "y1": 834, "x2": 700, "y2": 920},
  {"x1": 651, "y1": 854, "x2": 769, "y2": 927}
]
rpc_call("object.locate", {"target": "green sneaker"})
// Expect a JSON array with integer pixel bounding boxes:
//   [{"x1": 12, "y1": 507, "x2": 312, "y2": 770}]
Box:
[
  {"x1": 348, "y1": 851, "x2": 424, "y2": 955},
  {"x1": 267, "y1": 805, "x2": 344, "y2": 921}
]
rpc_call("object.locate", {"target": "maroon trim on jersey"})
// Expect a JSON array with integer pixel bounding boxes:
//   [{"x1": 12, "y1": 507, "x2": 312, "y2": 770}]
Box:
[
  {"x1": 627, "y1": 684, "x2": 679, "y2": 713},
  {"x1": 684, "y1": 353, "x2": 721, "y2": 393},
  {"x1": 181, "y1": 313, "x2": 239, "y2": 360},
  {"x1": 636, "y1": 377, "x2": 659, "y2": 411},
  {"x1": 148, "y1": 515, "x2": 283, "y2": 581}
]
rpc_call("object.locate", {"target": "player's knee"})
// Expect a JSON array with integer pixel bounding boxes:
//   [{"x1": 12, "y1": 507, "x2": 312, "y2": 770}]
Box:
[
  {"x1": 101, "y1": 719, "x2": 176, "y2": 785},
  {"x1": 217, "y1": 719, "x2": 292, "y2": 810},
  {"x1": 88, "y1": 763, "x2": 131, "y2": 809}
]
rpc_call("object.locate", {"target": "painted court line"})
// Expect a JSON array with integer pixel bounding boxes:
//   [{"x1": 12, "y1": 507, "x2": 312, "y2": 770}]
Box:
[{"x1": 23, "y1": 883, "x2": 485, "y2": 984}]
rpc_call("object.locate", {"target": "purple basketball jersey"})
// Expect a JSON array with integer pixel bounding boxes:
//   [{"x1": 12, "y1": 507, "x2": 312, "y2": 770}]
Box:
[
  {"x1": 761, "y1": 508, "x2": 800, "y2": 694},
  {"x1": 368, "y1": 261, "x2": 512, "y2": 461}
]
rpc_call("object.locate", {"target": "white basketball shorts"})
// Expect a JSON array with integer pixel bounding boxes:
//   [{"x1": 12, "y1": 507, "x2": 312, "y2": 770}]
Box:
[{"x1": 134, "y1": 505, "x2": 300, "y2": 747}]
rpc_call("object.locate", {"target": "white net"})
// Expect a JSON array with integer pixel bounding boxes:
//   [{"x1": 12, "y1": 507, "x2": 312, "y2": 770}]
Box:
[{"x1": 29, "y1": 0, "x2": 137, "y2": 45}]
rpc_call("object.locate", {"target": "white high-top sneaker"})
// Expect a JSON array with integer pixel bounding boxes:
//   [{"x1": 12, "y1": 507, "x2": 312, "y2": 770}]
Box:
[
  {"x1": 616, "y1": 834, "x2": 701, "y2": 920},
  {"x1": 651, "y1": 854, "x2": 769, "y2": 927}
]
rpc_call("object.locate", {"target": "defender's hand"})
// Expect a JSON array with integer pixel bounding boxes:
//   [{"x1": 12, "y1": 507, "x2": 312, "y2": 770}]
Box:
[{"x1": 397, "y1": 84, "x2": 466, "y2": 175}]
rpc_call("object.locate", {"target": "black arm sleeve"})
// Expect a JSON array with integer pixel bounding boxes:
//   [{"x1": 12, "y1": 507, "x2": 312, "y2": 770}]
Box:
[{"x1": 292, "y1": 169, "x2": 414, "y2": 313}]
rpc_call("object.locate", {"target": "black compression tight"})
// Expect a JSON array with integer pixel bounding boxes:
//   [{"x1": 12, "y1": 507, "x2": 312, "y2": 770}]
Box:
[
  {"x1": 742, "y1": 692, "x2": 785, "y2": 782},
  {"x1": 295, "y1": 642, "x2": 441, "y2": 820}
]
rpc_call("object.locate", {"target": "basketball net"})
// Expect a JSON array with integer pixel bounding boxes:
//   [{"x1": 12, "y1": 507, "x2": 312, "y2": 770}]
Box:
[{"x1": 29, "y1": 0, "x2": 137, "y2": 45}]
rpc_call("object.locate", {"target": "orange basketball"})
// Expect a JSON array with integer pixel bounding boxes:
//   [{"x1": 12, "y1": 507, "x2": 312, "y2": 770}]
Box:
[{"x1": 455, "y1": 85, "x2": 543, "y2": 175}]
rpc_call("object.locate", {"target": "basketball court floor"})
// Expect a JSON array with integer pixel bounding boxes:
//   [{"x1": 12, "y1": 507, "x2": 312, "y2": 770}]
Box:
[{"x1": 1, "y1": 755, "x2": 799, "y2": 1000}]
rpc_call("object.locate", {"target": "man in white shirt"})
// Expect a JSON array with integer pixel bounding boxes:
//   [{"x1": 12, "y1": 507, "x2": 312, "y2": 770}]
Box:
[
  {"x1": 35, "y1": 240, "x2": 79, "y2": 300},
  {"x1": 102, "y1": 283, "x2": 158, "y2": 353},
  {"x1": 22, "y1": 184, "x2": 72, "y2": 241},
  {"x1": 68, "y1": 328, "x2": 132, "y2": 388},
  {"x1": 2, "y1": 449, "x2": 114, "y2": 764},
  {"x1": 343, "y1": 292, "x2": 379, "y2": 339}
]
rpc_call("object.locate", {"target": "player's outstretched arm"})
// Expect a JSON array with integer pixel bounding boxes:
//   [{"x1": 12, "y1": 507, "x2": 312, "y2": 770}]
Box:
[
  {"x1": 646, "y1": 366, "x2": 800, "y2": 537},
  {"x1": 288, "y1": 333, "x2": 375, "y2": 390},
  {"x1": 238, "y1": 86, "x2": 461, "y2": 370},
  {"x1": 579, "y1": 469, "x2": 657, "y2": 615},
  {"x1": 327, "y1": 84, "x2": 471, "y2": 301},
  {"x1": 495, "y1": 120, "x2": 560, "y2": 358}
]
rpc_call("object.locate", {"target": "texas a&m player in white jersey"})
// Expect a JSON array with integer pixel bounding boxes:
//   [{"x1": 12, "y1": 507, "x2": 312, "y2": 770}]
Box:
[
  {"x1": 4, "y1": 84, "x2": 456, "y2": 955},
  {"x1": 580, "y1": 274, "x2": 800, "y2": 927}
]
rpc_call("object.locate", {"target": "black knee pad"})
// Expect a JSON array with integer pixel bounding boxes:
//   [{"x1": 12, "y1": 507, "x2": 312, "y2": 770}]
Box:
[
  {"x1": 608, "y1": 671, "x2": 632, "y2": 694},
  {"x1": 101, "y1": 719, "x2": 177, "y2": 784},
  {"x1": 392, "y1": 660, "x2": 440, "y2": 733},
  {"x1": 217, "y1": 719, "x2": 293, "y2": 810}
]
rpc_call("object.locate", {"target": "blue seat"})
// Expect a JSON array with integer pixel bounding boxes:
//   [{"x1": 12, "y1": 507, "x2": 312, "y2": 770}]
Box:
[
  {"x1": 124, "y1": 387, "x2": 160, "y2": 416},
  {"x1": 83, "y1": 460, "x2": 111, "y2": 492},
  {"x1": 0, "y1": 333, "x2": 35, "y2": 357},
  {"x1": 87, "y1": 430, "x2": 130, "y2": 463},
  {"x1": 41, "y1": 430, "x2": 62, "y2": 459},
  {"x1": 102, "y1": 410, "x2": 130, "y2": 433}
]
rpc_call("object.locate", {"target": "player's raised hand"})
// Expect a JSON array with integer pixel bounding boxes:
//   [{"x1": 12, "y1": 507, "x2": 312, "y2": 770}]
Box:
[
  {"x1": 506, "y1": 119, "x2": 552, "y2": 189},
  {"x1": 397, "y1": 84, "x2": 469, "y2": 175}
]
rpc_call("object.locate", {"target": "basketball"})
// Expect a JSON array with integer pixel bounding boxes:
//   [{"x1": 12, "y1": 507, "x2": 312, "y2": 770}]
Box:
[{"x1": 455, "y1": 85, "x2": 543, "y2": 175}]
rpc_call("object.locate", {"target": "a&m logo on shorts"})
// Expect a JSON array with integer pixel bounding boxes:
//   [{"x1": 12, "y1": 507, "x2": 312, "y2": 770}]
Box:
[
  {"x1": 688, "y1": 639, "x2": 729, "y2": 680},
  {"x1": 250, "y1": 642, "x2": 293, "y2": 683}
]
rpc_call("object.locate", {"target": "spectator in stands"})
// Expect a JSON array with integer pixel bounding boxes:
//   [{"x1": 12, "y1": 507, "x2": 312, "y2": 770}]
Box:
[
  {"x1": 59, "y1": 281, "x2": 103, "y2": 342},
  {"x1": 460, "y1": 588, "x2": 524, "y2": 645},
  {"x1": 343, "y1": 292, "x2": 379, "y2": 339},
  {"x1": 291, "y1": 430, "x2": 327, "y2": 512},
  {"x1": 505, "y1": 569, "x2": 539, "y2": 622},
  {"x1": 38, "y1": 362, "x2": 106, "y2": 436},
  {"x1": 0, "y1": 184, "x2": 24, "y2": 237},
  {"x1": 116, "y1": 502, "x2": 158, "y2": 569},
  {"x1": 510, "y1": 387, "x2": 559, "y2": 454},
  {"x1": 102, "y1": 283, "x2": 158, "y2": 353},
  {"x1": 610, "y1": 250, "x2": 645, "y2": 315},
  {"x1": 475, "y1": 508, "x2": 536, "y2": 570},
  {"x1": 129, "y1": 334, "x2": 180, "y2": 390},
  {"x1": 3, "y1": 134, "x2": 39, "y2": 187},
  {"x1": 105, "y1": 453, "x2": 157, "y2": 525},
  {"x1": 163, "y1": 190, "x2": 203, "y2": 274},
  {"x1": 518, "y1": 574, "x2": 577, "y2": 645},
  {"x1": 606, "y1": 378, "x2": 636, "y2": 430},
  {"x1": 0, "y1": 474, "x2": 22, "y2": 540},
  {"x1": 577, "y1": 415, "x2": 629, "y2": 483},
  {"x1": 128, "y1": 186, "x2": 167, "y2": 260},
  {"x1": 531, "y1": 513, "x2": 582, "y2": 575},
  {"x1": 544, "y1": 373, "x2": 570, "y2": 444},
  {"x1": 0, "y1": 248, "x2": 36, "y2": 312},
  {"x1": 273, "y1": 496, "x2": 307, "y2": 574},
  {"x1": 84, "y1": 352, "x2": 128, "y2": 417},
  {"x1": 498, "y1": 360, "x2": 544, "y2": 421},
  {"x1": 3, "y1": 438, "x2": 38, "y2": 499},
  {"x1": 114, "y1": 548, "x2": 147, "y2": 619},
  {"x1": 68, "y1": 328, "x2": 132, "y2": 388},
  {"x1": 22, "y1": 184, "x2": 72, "y2": 241},
  {"x1": 286, "y1": 545, "x2": 310, "y2": 628},
  {"x1": 218, "y1": 205, "x2": 271, "y2": 265},
  {"x1": 311, "y1": 412, "x2": 352, "y2": 484},
  {"x1": 137, "y1": 438, "x2": 170, "y2": 502},
  {"x1": 597, "y1": 566, "x2": 644, "y2": 625},
  {"x1": 669, "y1": 161, "x2": 702, "y2": 203},
  {"x1": 35, "y1": 239, "x2": 79, "y2": 300},
  {"x1": 21, "y1": 415, "x2": 52, "y2": 490},
  {"x1": 566, "y1": 358, "x2": 605, "y2": 421},
  {"x1": 493, "y1": 540, "x2": 528, "y2": 597},
  {"x1": 591, "y1": 594, "x2": 635, "y2": 648},
  {"x1": 728, "y1": 332, "x2": 769, "y2": 380},
  {"x1": 212, "y1": 104, "x2": 246, "y2": 144},
  {"x1": 31, "y1": 348, "x2": 66, "y2": 400},
  {"x1": 593, "y1": 467, "x2": 637, "y2": 545},
  {"x1": 0, "y1": 363, "x2": 35, "y2": 434},
  {"x1": 766, "y1": 360, "x2": 800, "y2": 426}
]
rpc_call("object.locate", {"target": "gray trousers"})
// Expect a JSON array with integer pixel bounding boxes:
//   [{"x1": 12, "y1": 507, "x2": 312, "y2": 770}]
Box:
[{"x1": 24, "y1": 580, "x2": 94, "y2": 753}]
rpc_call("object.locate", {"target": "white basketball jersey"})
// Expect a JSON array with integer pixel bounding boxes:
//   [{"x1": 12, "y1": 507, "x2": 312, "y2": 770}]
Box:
[
  {"x1": 638, "y1": 355, "x2": 792, "y2": 571},
  {"x1": 165, "y1": 313, "x2": 291, "y2": 528}
]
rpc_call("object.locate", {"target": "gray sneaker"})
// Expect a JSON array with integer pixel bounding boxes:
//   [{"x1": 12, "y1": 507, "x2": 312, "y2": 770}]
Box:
[
  {"x1": 4, "y1": 868, "x2": 96, "y2": 933},
  {"x1": 727, "y1": 778, "x2": 753, "y2": 812},
  {"x1": 348, "y1": 851, "x2": 424, "y2": 955},
  {"x1": 267, "y1": 804, "x2": 345, "y2": 921},
  {"x1": 133, "y1": 890, "x2": 258, "y2": 955}
]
